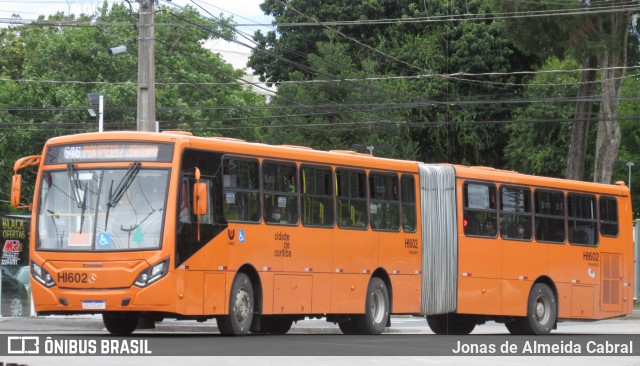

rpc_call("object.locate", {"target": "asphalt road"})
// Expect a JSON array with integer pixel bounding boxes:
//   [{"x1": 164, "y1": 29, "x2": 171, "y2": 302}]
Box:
[{"x1": 1, "y1": 315, "x2": 639, "y2": 366}]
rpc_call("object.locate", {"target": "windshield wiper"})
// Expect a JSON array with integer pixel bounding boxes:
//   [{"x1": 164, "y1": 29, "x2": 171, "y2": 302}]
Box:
[
  {"x1": 107, "y1": 162, "x2": 141, "y2": 208},
  {"x1": 103, "y1": 162, "x2": 141, "y2": 230},
  {"x1": 67, "y1": 164, "x2": 91, "y2": 234},
  {"x1": 67, "y1": 164, "x2": 87, "y2": 209}
]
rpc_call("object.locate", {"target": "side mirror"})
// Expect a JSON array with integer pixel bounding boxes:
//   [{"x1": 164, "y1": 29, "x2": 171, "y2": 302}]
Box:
[
  {"x1": 193, "y1": 182, "x2": 208, "y2": 216},
  {"x1": 11, "y1": 174, "x2": 22, "y2": 208},
  {"x1": 192, "y1": 167, "x2": 207, "y2": 216}
]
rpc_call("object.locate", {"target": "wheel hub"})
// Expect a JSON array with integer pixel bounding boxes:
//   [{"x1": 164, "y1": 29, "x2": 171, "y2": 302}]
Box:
[
  {"x1": 234, "y1": 289, "x2": 251, "y2": 323},
  {"x1": 371, "y1": 288, "x2": 386, "y2": 324}
]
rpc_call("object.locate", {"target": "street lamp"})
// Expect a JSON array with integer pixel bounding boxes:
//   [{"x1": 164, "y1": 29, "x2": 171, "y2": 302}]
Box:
[
  {"x1": 87, "y1": 93, "x2": 104, "y2": 132},
  {"x1": 108, "y1": 45, "x2": 127, "y2": 56},
  {"x1": 351, "y1": 144, "x2": 390, "y2": 156},
  {"x1": 617, "y1": 161, "x2": 640, "y2": 191},
  {"x1": 626, "y1": 162, "x2": 634, "y2": 192}
]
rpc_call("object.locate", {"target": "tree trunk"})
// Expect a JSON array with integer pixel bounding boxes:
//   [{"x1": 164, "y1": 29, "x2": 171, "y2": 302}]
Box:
[
  {"x1": 566, "y1": 57, "x2": 597, "y2": 181},
  {"x1": 593, "y1": 12, "x2": 630, "y2": 184}
]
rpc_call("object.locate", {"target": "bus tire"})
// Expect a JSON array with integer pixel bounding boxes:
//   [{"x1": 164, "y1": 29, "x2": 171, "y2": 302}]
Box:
[
  {"x1": 518, "y1": 283, "x2": 556, "y2": 335},
  {"x1": 217, "y1": 273, "x2": 254, "y2": 336},
  {"x1": 427, "y1": 314, "x2": 476, "y2": 335},
  {"x1": 259, "y1": 316, "x2": 293, "y2": 334},
  {"x1": 102, "y1": 312, "x2": 139, "y2": 335},
  {"x1": 505, "y1": 320, "x2": 524, "y2": 335},
  {"x1": 353, "y1": 277, "x2": 389, "y2": 335},
  {"x1": 338, "y1": 319, "x2": 358, "y2": 335}
]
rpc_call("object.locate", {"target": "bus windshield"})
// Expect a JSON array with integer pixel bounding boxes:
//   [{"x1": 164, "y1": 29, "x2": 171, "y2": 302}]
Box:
[{"x1": 37, "y1": 167, "x2": 169, "y2": 251}]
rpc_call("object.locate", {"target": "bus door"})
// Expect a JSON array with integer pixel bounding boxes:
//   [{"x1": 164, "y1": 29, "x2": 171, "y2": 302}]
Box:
[
  {"x1": 457, "y1": 180, "x2": 502, "y2": 315},
  {"x1": 418, "y1": 164, "x2": 457, "y2": 316},
  {"x1": 175, "y1": 151, "x2": 228, "y2": 316},
  {"x1": 598, "y1": 196, "x2": 625, "y2": 314}
]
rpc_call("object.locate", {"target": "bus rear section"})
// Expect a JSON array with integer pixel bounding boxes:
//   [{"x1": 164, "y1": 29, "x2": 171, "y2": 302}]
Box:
[{"x1": 418, "y1": 164, "x2": 634, "y2": 335}]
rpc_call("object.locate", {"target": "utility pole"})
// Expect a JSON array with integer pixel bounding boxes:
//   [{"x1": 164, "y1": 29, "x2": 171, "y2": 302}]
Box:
[{"x1": 137, "y1": 0, "x2": 156, "y2": 132}]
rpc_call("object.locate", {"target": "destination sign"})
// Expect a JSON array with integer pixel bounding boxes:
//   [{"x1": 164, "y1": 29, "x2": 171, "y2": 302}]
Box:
[{"x1": 45, "y1": 142, "x2": 174, "y2": 164}]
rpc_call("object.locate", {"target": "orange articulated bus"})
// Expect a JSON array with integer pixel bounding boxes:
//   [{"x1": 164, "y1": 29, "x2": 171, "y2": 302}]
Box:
[{"x1": 10, "y1": 131, "x2": 633, "y2": 335}]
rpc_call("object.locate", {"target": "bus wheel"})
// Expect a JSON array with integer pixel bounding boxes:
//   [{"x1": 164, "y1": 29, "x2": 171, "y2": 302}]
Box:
[
  {"x1": 338, "y1": 319, "x2": 358, "y2": 334},
  {"x1": 260, "y1": 316, "x2": 293, "y2": 335},
  {"x1": 505, "y1": 320, "x2": 524, "y2": 335},
  {"x1": 427, "y1": 314, "x2": 476, "y2": 335},
  {"x1": 218, "y1": 273, "x2": 254, "y2": 336},
  {"x1": 102, "y1": 312, "x2": 139, "y2": 335},
  {"x1": 353, "y1": 277, "x2": 389, "y2": 335},
  {"x1": 518, "y1": 283, "x2": 556, "y2": 335}
]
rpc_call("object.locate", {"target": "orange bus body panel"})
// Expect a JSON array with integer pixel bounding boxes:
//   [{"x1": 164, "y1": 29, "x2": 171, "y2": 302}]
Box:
[
  {"x1": 25, "y1": 132, "x2": 632, "y2": 326},
  {"x1": 453, "y1": 165, "x2": 633, "y2": 320}
]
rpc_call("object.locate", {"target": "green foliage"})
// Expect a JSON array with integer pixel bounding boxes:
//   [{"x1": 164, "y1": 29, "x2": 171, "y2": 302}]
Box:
[
  {"x1": 0, "y1": 2, "x2": 267, "y2": 211},
  {"x1": 615, "y1": 76, "x2": 640, "y2": 215},
  {"x1": 251, "y1": 0, "x2": 538, "y2": 165},
  {"x1": 502, "y1": 57, "x2": 594, "y2": 178}
]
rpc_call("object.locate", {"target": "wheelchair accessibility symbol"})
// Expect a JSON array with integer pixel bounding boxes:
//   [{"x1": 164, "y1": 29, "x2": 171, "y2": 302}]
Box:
[
  {"x1": 97, "y1": 232, "x2": 112, "y2": 248},
  {"x1": 238, "y1": 229, "x2": 245, "y2": 243}
]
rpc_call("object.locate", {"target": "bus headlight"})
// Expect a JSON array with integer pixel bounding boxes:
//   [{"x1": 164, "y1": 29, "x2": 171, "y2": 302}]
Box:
[
  {"x1": 32, "y1": 261, "x2": 56, "y2": 288},
  {"x1": 134, "y1": 258, "x2": 169, "y2": 287}
]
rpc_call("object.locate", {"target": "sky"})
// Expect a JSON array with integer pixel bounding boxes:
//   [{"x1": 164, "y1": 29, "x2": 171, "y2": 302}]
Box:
[{"x1": 0, "y1": 0, "x2": 274, "y2": 70}]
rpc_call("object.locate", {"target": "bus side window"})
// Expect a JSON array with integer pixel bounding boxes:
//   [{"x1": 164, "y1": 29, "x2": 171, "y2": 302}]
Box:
[
  {"x1": 369, "y1": 172, "x2": 400, "y2": 231},
  {"x1": 600, "y1": 196, "x2": 619, "y2": 237},
  {"x1": 263, "y1": 161, "x2": 298, "y2": 225},
  {"x1": 463, "y1": 182, "x2": 497, "y2": 238},
  {"x1": 401, "y1": 175, "x2": 416, "y2": 233},
  {"x1": 301, "y1": 165, "x2": 334, "y2": 227},
  {"x1": 534, "y1": 190, "x2": 565, "y2": 243},
  {"x1": 223, "y1": 158, "x2": 260, "y2": 223},
  {"x1": 499, "y1": 186, "x2": 532, "y2": 240},
  {"x1": 567, "y1": 193, "x2": 597, "y2": 246},
  {"x1": 336, "y1": 169, "x2": 368, "y2": 229}
]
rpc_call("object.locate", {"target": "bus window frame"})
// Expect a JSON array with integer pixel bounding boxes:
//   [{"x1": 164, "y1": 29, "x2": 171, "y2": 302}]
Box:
[
  {"x1": 599, "y1": 195, "x2": 620, "y2": 238},
  {"x1": 462, "y1": 180, "x2": 498, "y2": 239},
  {"x1": 222, "y1": 155, "x2": 262, "y2": 224},
  {"x1": 335, "y1": 168, "x2": 369, "y2": 231},
  {"x1": 300, "y1": 164, "x2": 335, "y2": 229},
  {"x1": 400, "y1": 173, "x2": 417, "y2": 233},
  {"x1": 369, "y1": 171, "x2": 401, "y2": 233},
  {"x1": 499, "y1": 185, "x2": 533, "y2": 242},
  {"x1": 259, "y1": 158, "x2": 301, "y2": 226},
  {"x1": 567, "y1": 192, "x2": 599, "y2": 247},
  {"x1": 533, "y1": 188, "x2": 566, "y2": 245}
]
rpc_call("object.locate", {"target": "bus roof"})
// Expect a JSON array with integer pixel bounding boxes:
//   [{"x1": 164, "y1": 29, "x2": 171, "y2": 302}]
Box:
[{"x1": 45, "y1": 131, "x2": 628, "y2": 196}]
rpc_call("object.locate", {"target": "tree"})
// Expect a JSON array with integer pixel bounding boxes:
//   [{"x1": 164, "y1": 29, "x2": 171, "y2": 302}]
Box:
[
  {"x1": 0, "y1": 2, "x2": 267, "y2": 211},
  {"x1": 491, "y1": 0, "x2": 638, "y2": 183},
  {"x1": 250, "y1": 0, "x2": 537, "y2": 165},
  {"x1": 503, "y1": 57, "x2": 584, "y2": 177}
]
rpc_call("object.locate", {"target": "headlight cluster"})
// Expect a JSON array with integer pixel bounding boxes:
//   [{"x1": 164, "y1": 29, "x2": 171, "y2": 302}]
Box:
[
  {"x1": 134, "y1": 258, "x2": 169, "y2": 287},
  {"x1": 32, "y1": 261, "x2": 56, "y2": 287}
]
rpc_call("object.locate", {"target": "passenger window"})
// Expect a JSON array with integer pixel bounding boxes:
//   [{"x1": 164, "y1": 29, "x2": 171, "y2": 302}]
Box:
[
  {"x1": 463, "y1": 182, "x2": 497, "y2": 237},
  {"x1": 369, "y1": 173, "x2": 400, "y2": 231},
  {"x1": 600, "y1": 196, "x2": 619, "y2": 237},
  {"x1": 336, "y1": 169, "x2": 368, "y2": 229},
  {"x1": 500, "y1": 187, "x2": 532, "y2": 241},
  {"x1": 263, "y1": 161, "x2": 298, "y2": 225},
  {"x1": 567, "y1": 194, "x2": 597, "y2": 246},
  {"x1": 534, "y1": 190, "x2": 565, "y2": 243},
  {"x1": 301, "y1": 166, "x2": 334, "y2": 227},
  {"x1": 401, "y1": 175, "x2": 416, "y2": 233},
  {"x1": 223, "y1": 158, "x2": 260, "y2": 222}
]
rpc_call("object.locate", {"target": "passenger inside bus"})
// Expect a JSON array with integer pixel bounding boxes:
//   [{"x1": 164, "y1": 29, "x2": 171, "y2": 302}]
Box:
[{"x1": 481, "y1": 219, "x2": 496, "y2": 236}]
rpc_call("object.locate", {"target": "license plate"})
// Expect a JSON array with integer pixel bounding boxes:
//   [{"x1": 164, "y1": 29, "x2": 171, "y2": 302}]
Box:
[{"x1": 82, "y1": 300, "x2": 106, "y2": 310}]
